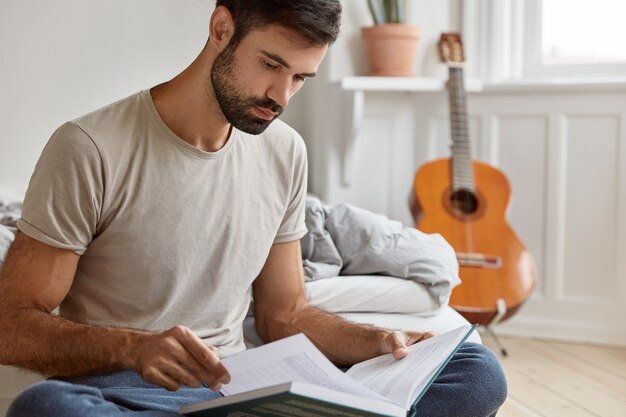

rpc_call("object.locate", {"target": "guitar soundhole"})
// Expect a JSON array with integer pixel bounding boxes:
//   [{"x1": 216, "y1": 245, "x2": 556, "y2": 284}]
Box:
[{"x1": 450, "y1": 189, "x2": 478, "y2": 216}]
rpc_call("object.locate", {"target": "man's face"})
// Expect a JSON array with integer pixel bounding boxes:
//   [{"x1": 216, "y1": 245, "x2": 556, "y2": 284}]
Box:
[{"x1": 210, "y1": 26, "x2": 328, "y2": 135}]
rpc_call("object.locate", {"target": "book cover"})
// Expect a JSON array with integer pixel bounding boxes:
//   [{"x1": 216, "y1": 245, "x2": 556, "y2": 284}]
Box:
[{"x1": 181, "y1": 381, "x2": 406, "y2": 417}]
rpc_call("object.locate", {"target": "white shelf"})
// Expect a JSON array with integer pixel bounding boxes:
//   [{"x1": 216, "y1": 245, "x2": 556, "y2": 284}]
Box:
[
  {"x1": 483, "y1": 77, "x2": 626, "y2": 93},
  {"x1": 335, "y1": 76, "x2": 482, "y2": 187},
  {"x1": 340, "y1": 76, "x2": 483, "y2": 92}
]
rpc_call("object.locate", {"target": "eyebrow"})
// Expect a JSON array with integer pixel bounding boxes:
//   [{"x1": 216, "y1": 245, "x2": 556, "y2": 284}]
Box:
[{"x1": 261, "y1": 50, "x2": 317, "y2": 78}]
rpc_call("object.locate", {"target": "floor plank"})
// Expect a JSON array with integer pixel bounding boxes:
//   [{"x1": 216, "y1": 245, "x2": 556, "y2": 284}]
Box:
[
  {"x1": 482, "y1": 335, "x2": 626, "y2": 417},
  {"x1": 532, "y1": 340, "x2": 626, "y2": 400},
  {"x1": 498, "y1": 396, "x2": 544, "y2": 417},
  {"x1": 510, "y1": 339, "x2": 626, "y2": 416},
  {"x1": 500, "y1": 362, "x2": 598, "y2": 417},
  {"x1": 548, "y1": 340, "x2": 626, "y2": 380}
]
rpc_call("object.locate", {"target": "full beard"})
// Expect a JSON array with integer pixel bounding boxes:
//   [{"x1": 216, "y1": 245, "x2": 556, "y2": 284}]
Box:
[{"x1": 211, "y1": 46, "x2": 283, "y2": 135}]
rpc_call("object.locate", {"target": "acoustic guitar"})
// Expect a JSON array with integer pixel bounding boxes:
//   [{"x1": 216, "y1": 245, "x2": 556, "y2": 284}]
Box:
[{"x1": 412, "y1": 33, "x2": 536, "y2": 326}]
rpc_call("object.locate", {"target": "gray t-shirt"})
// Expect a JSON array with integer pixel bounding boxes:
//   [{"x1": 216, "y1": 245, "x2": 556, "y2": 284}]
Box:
[{"x1": 18, "y1": 90, "x2": 308, "y2": 357}]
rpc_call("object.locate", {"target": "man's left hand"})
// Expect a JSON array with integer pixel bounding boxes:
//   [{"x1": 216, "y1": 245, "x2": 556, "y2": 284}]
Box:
[{"x1": 381, "y1": 330, "x2": 437, "y2": 359}]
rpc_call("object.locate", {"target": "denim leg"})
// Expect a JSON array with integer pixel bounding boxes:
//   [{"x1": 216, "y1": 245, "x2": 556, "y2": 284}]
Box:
[
  {"x1": 409, "y1": 342, "x2": 508, "y2": 417},
  {"x1": 7, "y1": 371, "x2": 221, "y2": 417},
  {"x1": 6, "y1": 380, "x2": 157, "y2": 417}
]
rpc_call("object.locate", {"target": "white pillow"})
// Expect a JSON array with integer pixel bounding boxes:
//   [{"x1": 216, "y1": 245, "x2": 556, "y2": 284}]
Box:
[
  {"x1": 0, "y1": 225, "x2": 15, "y2": 266},
  {"x1": 305, "y1": 275, "x2": 441, "y2": 316}
]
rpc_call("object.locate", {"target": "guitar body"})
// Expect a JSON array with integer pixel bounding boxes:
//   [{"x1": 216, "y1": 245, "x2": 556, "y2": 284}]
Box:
[{"x1": 414, "y1": 158, "x2": 536, "y2": 325}]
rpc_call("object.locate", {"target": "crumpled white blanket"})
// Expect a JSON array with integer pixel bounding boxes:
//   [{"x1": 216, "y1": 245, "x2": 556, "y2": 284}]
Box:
[
  {"x1": 0, "y1": 197, "x2": 21, "y2": 268},
  {"x1": 300, "y1": 195, "x2": 461, "y2": 310}
]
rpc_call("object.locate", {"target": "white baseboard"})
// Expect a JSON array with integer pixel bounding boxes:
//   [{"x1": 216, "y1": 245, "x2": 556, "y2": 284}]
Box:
[{"x1": 486, "y1": 316, "x2": 626, "y2": 347}]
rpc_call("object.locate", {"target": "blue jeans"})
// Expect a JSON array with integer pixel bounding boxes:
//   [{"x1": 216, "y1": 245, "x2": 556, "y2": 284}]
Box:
[{"x1": 7, "y1": 343, "x2": 506, "y2": 417}]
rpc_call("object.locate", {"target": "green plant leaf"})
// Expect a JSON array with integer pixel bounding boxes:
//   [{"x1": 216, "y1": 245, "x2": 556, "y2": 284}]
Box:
[
  {"x1": 367, "y1": 0, "x2": 385, "y2": 25},
  {"x1": 367, "y1": 0, "x2": 406, "y2": 24}
]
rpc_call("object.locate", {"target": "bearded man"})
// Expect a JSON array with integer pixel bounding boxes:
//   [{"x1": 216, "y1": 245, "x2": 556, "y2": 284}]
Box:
[{"x1": 0, "y1": 1, "x2": 506, "y2": 416}]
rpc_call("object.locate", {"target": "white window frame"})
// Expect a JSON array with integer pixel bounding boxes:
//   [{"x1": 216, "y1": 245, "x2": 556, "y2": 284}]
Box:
[{"x1": 462, "y1": 0, "x2": 626, "y2": 83}]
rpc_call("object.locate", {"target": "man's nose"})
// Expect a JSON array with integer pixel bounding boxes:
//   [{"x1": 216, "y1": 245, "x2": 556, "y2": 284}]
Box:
[{"x1": 266, "y1": 77, "x2": 292, "y2": 109}]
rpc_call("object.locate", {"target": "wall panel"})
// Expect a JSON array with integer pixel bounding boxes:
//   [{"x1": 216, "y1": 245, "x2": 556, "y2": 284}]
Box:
[
  {"x1": 562, "y1": 115, "x2": 619, "y2": 302},
  {"x1": 350, "y1": 115, "x2": 395, "y2": 215},
  {"x1": 497, "y1": 115, "x2": 549, "y2": 299}
]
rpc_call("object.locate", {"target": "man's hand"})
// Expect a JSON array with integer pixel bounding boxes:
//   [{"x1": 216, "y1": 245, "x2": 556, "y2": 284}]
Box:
[
  {"x1": 131, "y1": 325, "x2": 231, "y2": 391},
  {"x1": 381, "y1": 330, "x2": 437, "y2": 360}
]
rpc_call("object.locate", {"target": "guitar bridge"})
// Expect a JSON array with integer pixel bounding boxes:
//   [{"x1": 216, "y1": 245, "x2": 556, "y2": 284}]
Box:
[{"x1": 456, "y1": 252, "x2": 502, "y2": 268}]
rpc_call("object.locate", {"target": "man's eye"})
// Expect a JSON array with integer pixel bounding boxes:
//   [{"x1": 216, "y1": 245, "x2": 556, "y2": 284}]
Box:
[
  {"x1": 294, "y1": 75, "x2": 306, "y2": 83},
  {"x1": 263, "y1": 60, "x2": 279, "y2": 69}
]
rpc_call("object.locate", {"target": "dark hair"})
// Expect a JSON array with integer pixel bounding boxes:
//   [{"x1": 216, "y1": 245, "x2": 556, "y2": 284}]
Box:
[{"x1": 215, "y1": 0, "x2": 342, "y2": 48}]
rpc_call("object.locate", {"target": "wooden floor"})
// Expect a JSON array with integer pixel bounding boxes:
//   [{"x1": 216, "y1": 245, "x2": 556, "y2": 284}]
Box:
[{"x1": 481, "y1": 334, "x2": 626, "y2": 417}]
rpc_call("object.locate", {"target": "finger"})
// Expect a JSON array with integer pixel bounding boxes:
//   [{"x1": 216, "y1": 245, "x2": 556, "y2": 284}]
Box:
[
  {"x1": 389, "y1": 332, "x2": 409, "y2": 359},
  {"x1": 173, "y1": 326, "x2": 231, "y2": 384},
  {"x1": 143, "y1": 366, "x2": 181, "y2": 392},
  {"x1": 400, "y1": 330, "x2": 436, "y2": 347},
  {"x1": 410, "y1": 331, "x2": 437, "y2": 344},
  {"x1": 207, "y1": 344, "x2": 221, "y2": 356},
  {"x1": 421, "y1": 331, "x2": 437, "y2": 340},
  {"x1": 178, "y1": 356, "x2": 224, "y2": 391},
  {"x1": 167, "y1": 344, "x2": 219, "y2": 388},
  {"x1": 155, "y1": 329, "x2": 214, "y2": 388},
  {"x1": 160, "y1": 359, "x2": 203, "y2": 389}
]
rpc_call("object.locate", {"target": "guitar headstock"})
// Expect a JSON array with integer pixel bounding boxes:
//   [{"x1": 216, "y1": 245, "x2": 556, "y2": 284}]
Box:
[{"x1": 438, "y1": 33, "x2": 465, "y2": 66}]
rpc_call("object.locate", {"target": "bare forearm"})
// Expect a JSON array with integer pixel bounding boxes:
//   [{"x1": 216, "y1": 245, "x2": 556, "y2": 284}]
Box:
[
  {"x1": 0, "y1": 308, "x2": 143, "y2": 377},
  {"x1": 263, "y1": 305, "x2": 389, "y2": 366}
]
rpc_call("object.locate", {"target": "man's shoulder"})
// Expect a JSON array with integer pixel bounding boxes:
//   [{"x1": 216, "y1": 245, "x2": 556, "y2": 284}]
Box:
[
  {"x1": 71, "y1": 90, "x2": 146, "y2": 131},
  {"x1": 58, "y1": 90, "x2": 155, "y2": 159}
]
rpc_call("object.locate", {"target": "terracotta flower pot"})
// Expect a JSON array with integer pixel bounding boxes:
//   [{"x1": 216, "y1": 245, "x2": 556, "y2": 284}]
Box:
[{"x1": 361, "y1": 24, "x2": 421, "y2": 76}]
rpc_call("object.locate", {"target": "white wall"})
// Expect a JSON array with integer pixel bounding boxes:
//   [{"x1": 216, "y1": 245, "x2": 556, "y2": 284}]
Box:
[{"x1": 0, "y1": 0, "x2": 217, "y2": 192}]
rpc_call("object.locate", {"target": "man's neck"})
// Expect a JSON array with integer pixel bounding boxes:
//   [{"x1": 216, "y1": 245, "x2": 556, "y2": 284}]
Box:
[{"x1": 150, "y1": 54, "x2": 232, "y2": 153}]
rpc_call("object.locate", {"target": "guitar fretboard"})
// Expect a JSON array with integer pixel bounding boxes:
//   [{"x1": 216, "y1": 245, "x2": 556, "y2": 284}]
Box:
[{"x1": 448, "y1": 66, "x2": 474, "y2": 192}]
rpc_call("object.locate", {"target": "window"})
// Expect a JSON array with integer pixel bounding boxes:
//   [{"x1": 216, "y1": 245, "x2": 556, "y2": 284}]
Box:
[
  {"x1": 542, "y1": 0, "x2": 626, "y2": 65},
  {"x1": 463, "y1": 0, "x2": 626, "y2": 82}
]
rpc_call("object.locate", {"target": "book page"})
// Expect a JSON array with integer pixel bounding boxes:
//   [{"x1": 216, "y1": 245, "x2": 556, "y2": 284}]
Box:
[
  {"x1": 345, "y1": 325, "x2": 472, "y2": 409},
  {"x1": 220, "y1": 333, "x2": 390, "y2": 403}
]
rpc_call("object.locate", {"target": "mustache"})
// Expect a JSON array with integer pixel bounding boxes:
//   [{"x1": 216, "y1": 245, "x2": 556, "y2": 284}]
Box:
[{"x1": 251, "y1": 98, "x2": 284, "y2": 115}]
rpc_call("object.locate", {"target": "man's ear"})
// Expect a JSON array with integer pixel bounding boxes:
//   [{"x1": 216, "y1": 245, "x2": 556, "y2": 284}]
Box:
[{"x1": 208, "y1": 6, "x2": 235, "y2": 50}]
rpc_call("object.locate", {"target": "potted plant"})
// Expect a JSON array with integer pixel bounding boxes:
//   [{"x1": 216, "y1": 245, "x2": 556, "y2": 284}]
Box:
[{"x1": 361, "y1": 0, "x2": 421, "y2": 76}]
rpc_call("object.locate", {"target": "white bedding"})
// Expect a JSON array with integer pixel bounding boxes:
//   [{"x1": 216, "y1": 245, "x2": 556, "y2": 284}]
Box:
[{"x1": 305, "y1": 275, "x2": 441, "y2": 316}]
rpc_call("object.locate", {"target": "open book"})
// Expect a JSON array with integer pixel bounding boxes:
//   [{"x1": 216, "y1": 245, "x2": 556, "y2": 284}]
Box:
[{"x1": 180, "y1": 325, "x2": 476, "y2": 417}]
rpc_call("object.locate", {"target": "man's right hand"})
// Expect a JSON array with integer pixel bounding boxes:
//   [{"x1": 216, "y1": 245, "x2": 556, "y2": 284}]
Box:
[{"x1": 131, "y1": 325, "x2": 231, "y2": 391}]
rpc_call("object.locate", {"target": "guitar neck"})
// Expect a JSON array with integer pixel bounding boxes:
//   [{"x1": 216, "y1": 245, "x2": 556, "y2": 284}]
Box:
[{"x1": 448, "y1": 66, "x2": 474, "y2": 192}]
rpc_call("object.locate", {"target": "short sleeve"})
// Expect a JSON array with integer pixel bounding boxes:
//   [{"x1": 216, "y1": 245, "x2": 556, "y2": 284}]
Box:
[
  {"x1": 17, "y1": 122, "x2": 103, "y2": 255},
  {"x1": 273, "y1": 136, "x2": 308, "y2": 244}
]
